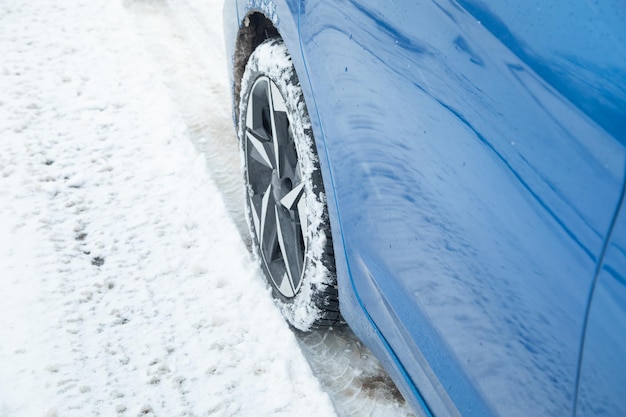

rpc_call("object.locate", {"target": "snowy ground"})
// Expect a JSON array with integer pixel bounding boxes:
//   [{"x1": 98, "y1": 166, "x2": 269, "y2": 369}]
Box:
[{"x1": 0, "y1": 0, "x2": 414, "y2": 416}]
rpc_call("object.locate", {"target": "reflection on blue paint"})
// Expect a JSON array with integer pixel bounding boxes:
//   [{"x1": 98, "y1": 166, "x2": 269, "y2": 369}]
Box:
[{"x1": 297, "y1": 0, "x2": 626, "y2": 416}]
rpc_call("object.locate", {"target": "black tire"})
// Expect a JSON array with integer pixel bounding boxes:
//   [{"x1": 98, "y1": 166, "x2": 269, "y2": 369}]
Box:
[{"x1": 238, "y1": 38, "x2": 341, "y2": 331}]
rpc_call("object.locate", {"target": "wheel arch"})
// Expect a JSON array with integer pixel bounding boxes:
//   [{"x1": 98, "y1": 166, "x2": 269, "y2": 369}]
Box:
[
  {"x1": 231, "y1": 0, "x2": 306, "y2": 120},
  {"x1": 232, "y1": 11, "x2": 280, "y2": 123}
]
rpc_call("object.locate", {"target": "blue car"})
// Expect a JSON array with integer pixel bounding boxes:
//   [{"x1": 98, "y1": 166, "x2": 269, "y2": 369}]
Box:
[{"x1": 222, "y1": 1, "x2": 626, "y2": 416}]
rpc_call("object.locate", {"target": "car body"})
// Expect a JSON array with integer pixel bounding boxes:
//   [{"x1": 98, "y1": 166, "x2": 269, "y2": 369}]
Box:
[{"x1": 223, "y1": 1, "x2": 626, "y2": 416}]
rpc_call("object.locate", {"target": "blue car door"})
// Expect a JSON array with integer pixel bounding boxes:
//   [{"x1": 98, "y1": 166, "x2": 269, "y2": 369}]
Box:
[{"x1": 298, "y1": 0, "x2": 626, "y2": 415}]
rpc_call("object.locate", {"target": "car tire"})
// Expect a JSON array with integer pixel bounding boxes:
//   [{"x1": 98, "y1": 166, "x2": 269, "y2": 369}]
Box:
[{"x1": 238, "y1": 38, "x2": 342, "y2": 331}]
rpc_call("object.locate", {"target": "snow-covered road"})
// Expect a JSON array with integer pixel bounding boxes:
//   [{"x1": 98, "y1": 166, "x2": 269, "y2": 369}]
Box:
[{"x1": 0, "y1": 0, "x2": 414, "y2": 416}]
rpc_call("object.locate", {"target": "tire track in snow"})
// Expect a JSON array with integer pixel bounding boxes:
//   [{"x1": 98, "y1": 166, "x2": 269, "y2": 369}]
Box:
[{"x1": 122, "y1": 0, "x2": 249, "y2": 244}]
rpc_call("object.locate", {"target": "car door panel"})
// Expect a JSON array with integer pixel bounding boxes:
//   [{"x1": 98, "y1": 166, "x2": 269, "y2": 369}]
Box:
[{"x1": 298, "y1": 0, "x2": 626, "y2": 415}]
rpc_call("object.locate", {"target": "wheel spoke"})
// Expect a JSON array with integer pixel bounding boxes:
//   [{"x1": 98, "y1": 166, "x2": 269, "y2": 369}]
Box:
[
  {"x1": 259, "y1": 183, "x2": 278, "y2": 262},
  {"x1": 268, "y1": 81, "x2": 286, "y2": 178},
  {"x1": 280, "y1": 182, "x2": 307, "y2": 251},
  {"x1": 275, "y1": 205, "x2": 304, "y2": 293},
  {"x1": 280, "y1": 182, "x2": 305, "y2": 210},
  {"x1": 246, "y1": 128, "x2": 274, "y2": 169},
  {"x1": 278, "y1": 272, "x2": 295, "y2": 297}
]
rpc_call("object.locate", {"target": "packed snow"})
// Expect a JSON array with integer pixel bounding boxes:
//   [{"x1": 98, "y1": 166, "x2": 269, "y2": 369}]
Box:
[
  {"x1": 0, "y1": 0, "x2": 415, "y2": 416},
  {"x1": 0, "y1": 0, "x2": 336, "y2": 415}
]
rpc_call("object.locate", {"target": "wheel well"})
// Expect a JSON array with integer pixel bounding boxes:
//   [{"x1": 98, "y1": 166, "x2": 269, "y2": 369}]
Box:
[{"x1": 233, "y1": 12, "x2": 280, "y2": 122}]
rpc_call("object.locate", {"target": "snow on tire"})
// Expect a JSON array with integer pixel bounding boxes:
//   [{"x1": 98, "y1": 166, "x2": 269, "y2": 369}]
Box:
[{"x1": 237, "y1": 38, "x2": 341, "y2": 331}]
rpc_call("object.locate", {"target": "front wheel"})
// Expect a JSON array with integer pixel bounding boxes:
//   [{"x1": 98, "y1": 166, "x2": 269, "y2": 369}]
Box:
[{"x1": 238, "y1": 38, "x2": 341, "y2": 331}]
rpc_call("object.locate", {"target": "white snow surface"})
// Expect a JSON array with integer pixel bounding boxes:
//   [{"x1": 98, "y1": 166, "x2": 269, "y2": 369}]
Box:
[{"x1": 0, "y1": 0, "x2": 337, "y2": 416}]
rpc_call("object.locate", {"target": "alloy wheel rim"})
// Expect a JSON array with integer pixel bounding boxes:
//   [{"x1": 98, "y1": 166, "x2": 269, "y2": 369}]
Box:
[{"x1": 244, "y1": 76, "x2": 307, "y2": 298}]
